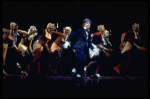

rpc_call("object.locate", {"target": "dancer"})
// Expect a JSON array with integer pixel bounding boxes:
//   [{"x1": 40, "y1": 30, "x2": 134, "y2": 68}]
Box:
[
  {"x1": 113, "y1": 23, "x2": 147, "y2": 79},
  {"x1": 84, "y1": 25, "x2": 113, "y2": 78},
  {"x1": 72, "y1": 24, "x2": 113, "y2": 78},
  {"x1": 63, "y1": 18, "x2": 93, "y2": 78},
  {"x1": 18, "y1": 26, "x2": 38, "y2": 74},
  {"x1": 27, "y1": 23, "x2": 52, "y2": 75},
  {"x1": 49, "y1": 26, "x2": 72, "y2": 75},
  {"x1": 3, "y1": 22, "x2": 28, "y2": 75},
  {"x1": 92, "y1": 25, "x2": 113, "y2": 57},
  {"x1": 84, "y1": 43, "x2": 100, "y2": 78}
]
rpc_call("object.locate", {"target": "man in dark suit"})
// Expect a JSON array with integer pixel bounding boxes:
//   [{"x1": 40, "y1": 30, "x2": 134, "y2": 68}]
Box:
[{"x1": 63, "y1": 18, "x2": 93, "y2": 78}]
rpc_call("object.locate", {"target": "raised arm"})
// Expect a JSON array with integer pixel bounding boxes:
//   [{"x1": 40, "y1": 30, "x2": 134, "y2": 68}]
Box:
[
  {"x1": 91, "y1": 32, "x2": 101, "y2": 37},
  {"x1": 26, "y1": 30, "x2": 38, "y2": 37},
  {"x1": 51, "y1": 31, "x2": 63, "y2": 36},
  {"x1": 17, "y1": 29, "x2": 28, "y2": 36},
  {"x1": 3, "y1": 28, "x2": 10, "y2": 33},
  {"x1": 44, "y1": 29, "x2": 51, "y2": 40}
]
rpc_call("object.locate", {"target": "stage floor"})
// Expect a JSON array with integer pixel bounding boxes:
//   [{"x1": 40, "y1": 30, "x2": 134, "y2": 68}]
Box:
[{"x1": 2, "y1": 74, "x2": 148, "y2": 98}]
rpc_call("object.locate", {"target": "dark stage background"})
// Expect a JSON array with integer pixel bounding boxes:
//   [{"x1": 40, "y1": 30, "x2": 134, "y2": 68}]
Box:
[{"x1": 2, "y1": 1, "x2": 148, "y2": 77}]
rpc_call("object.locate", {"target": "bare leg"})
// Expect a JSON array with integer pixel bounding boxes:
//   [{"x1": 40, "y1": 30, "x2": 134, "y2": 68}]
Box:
[{"x1": 3, "y1": 43, "x2": 9, "y2": 76}]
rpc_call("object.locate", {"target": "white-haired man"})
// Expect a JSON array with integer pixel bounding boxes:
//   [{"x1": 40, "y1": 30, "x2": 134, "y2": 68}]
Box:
[{"x1": 114, "y1": 23, "x2": 147, "y2": 80}]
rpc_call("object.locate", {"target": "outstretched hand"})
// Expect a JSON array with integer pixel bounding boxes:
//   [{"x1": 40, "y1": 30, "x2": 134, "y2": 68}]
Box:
[{"x1": 140, "y1": 46, "x2": 147, "y2": 51}]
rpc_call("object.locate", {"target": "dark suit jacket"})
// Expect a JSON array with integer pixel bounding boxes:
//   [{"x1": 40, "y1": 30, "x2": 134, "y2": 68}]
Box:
[{"x1": 66, "y1": 28, "x2": 92, "y2": 52}]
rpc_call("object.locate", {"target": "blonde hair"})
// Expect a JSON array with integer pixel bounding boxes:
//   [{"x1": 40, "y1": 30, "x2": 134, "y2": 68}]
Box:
[
  {"x1": 46, "y1": 23, "x2": 56, "y2": 30},
  {"x1": 132, "y1": 23, "x2": 139, "y2": 30},
  {"x1": 63, "y1": 26, "x2": 72, "y2": 34},
  {"x1": 97, "y1": 25, "x2": 105, "y2": 31}
]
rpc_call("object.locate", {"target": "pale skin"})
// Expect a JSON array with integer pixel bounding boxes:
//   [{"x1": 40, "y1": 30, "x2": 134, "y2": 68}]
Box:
[
  {"x1": 49, "y1": 28, "x2": 71, "y2": 53},
  {"x1": 42, "y1": 28, "x2": 53, "y2": 54},
  {"x1": 83, "y1": 21, "x2": 91, "y2": 30}
]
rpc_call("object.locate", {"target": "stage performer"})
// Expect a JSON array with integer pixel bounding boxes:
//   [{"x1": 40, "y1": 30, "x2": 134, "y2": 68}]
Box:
[
  {"x1": 49, "y1": 26, "x2": 72, "y2": 75},
  {"x1": 27, "y1": 23, "x2": 53, "y2": 75},
  {"x1": 63, "y1": 18, "x2": 93, "y2": 78},
  {"x1": 18, "y1": 25, "x2": 38, "y2": 75},
  {"x1": 113, "y1": 23, "x2": 147, "y2": 80},
  {"x1": 3, "y1": 22, "x2": 28, "y2": 75}
]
